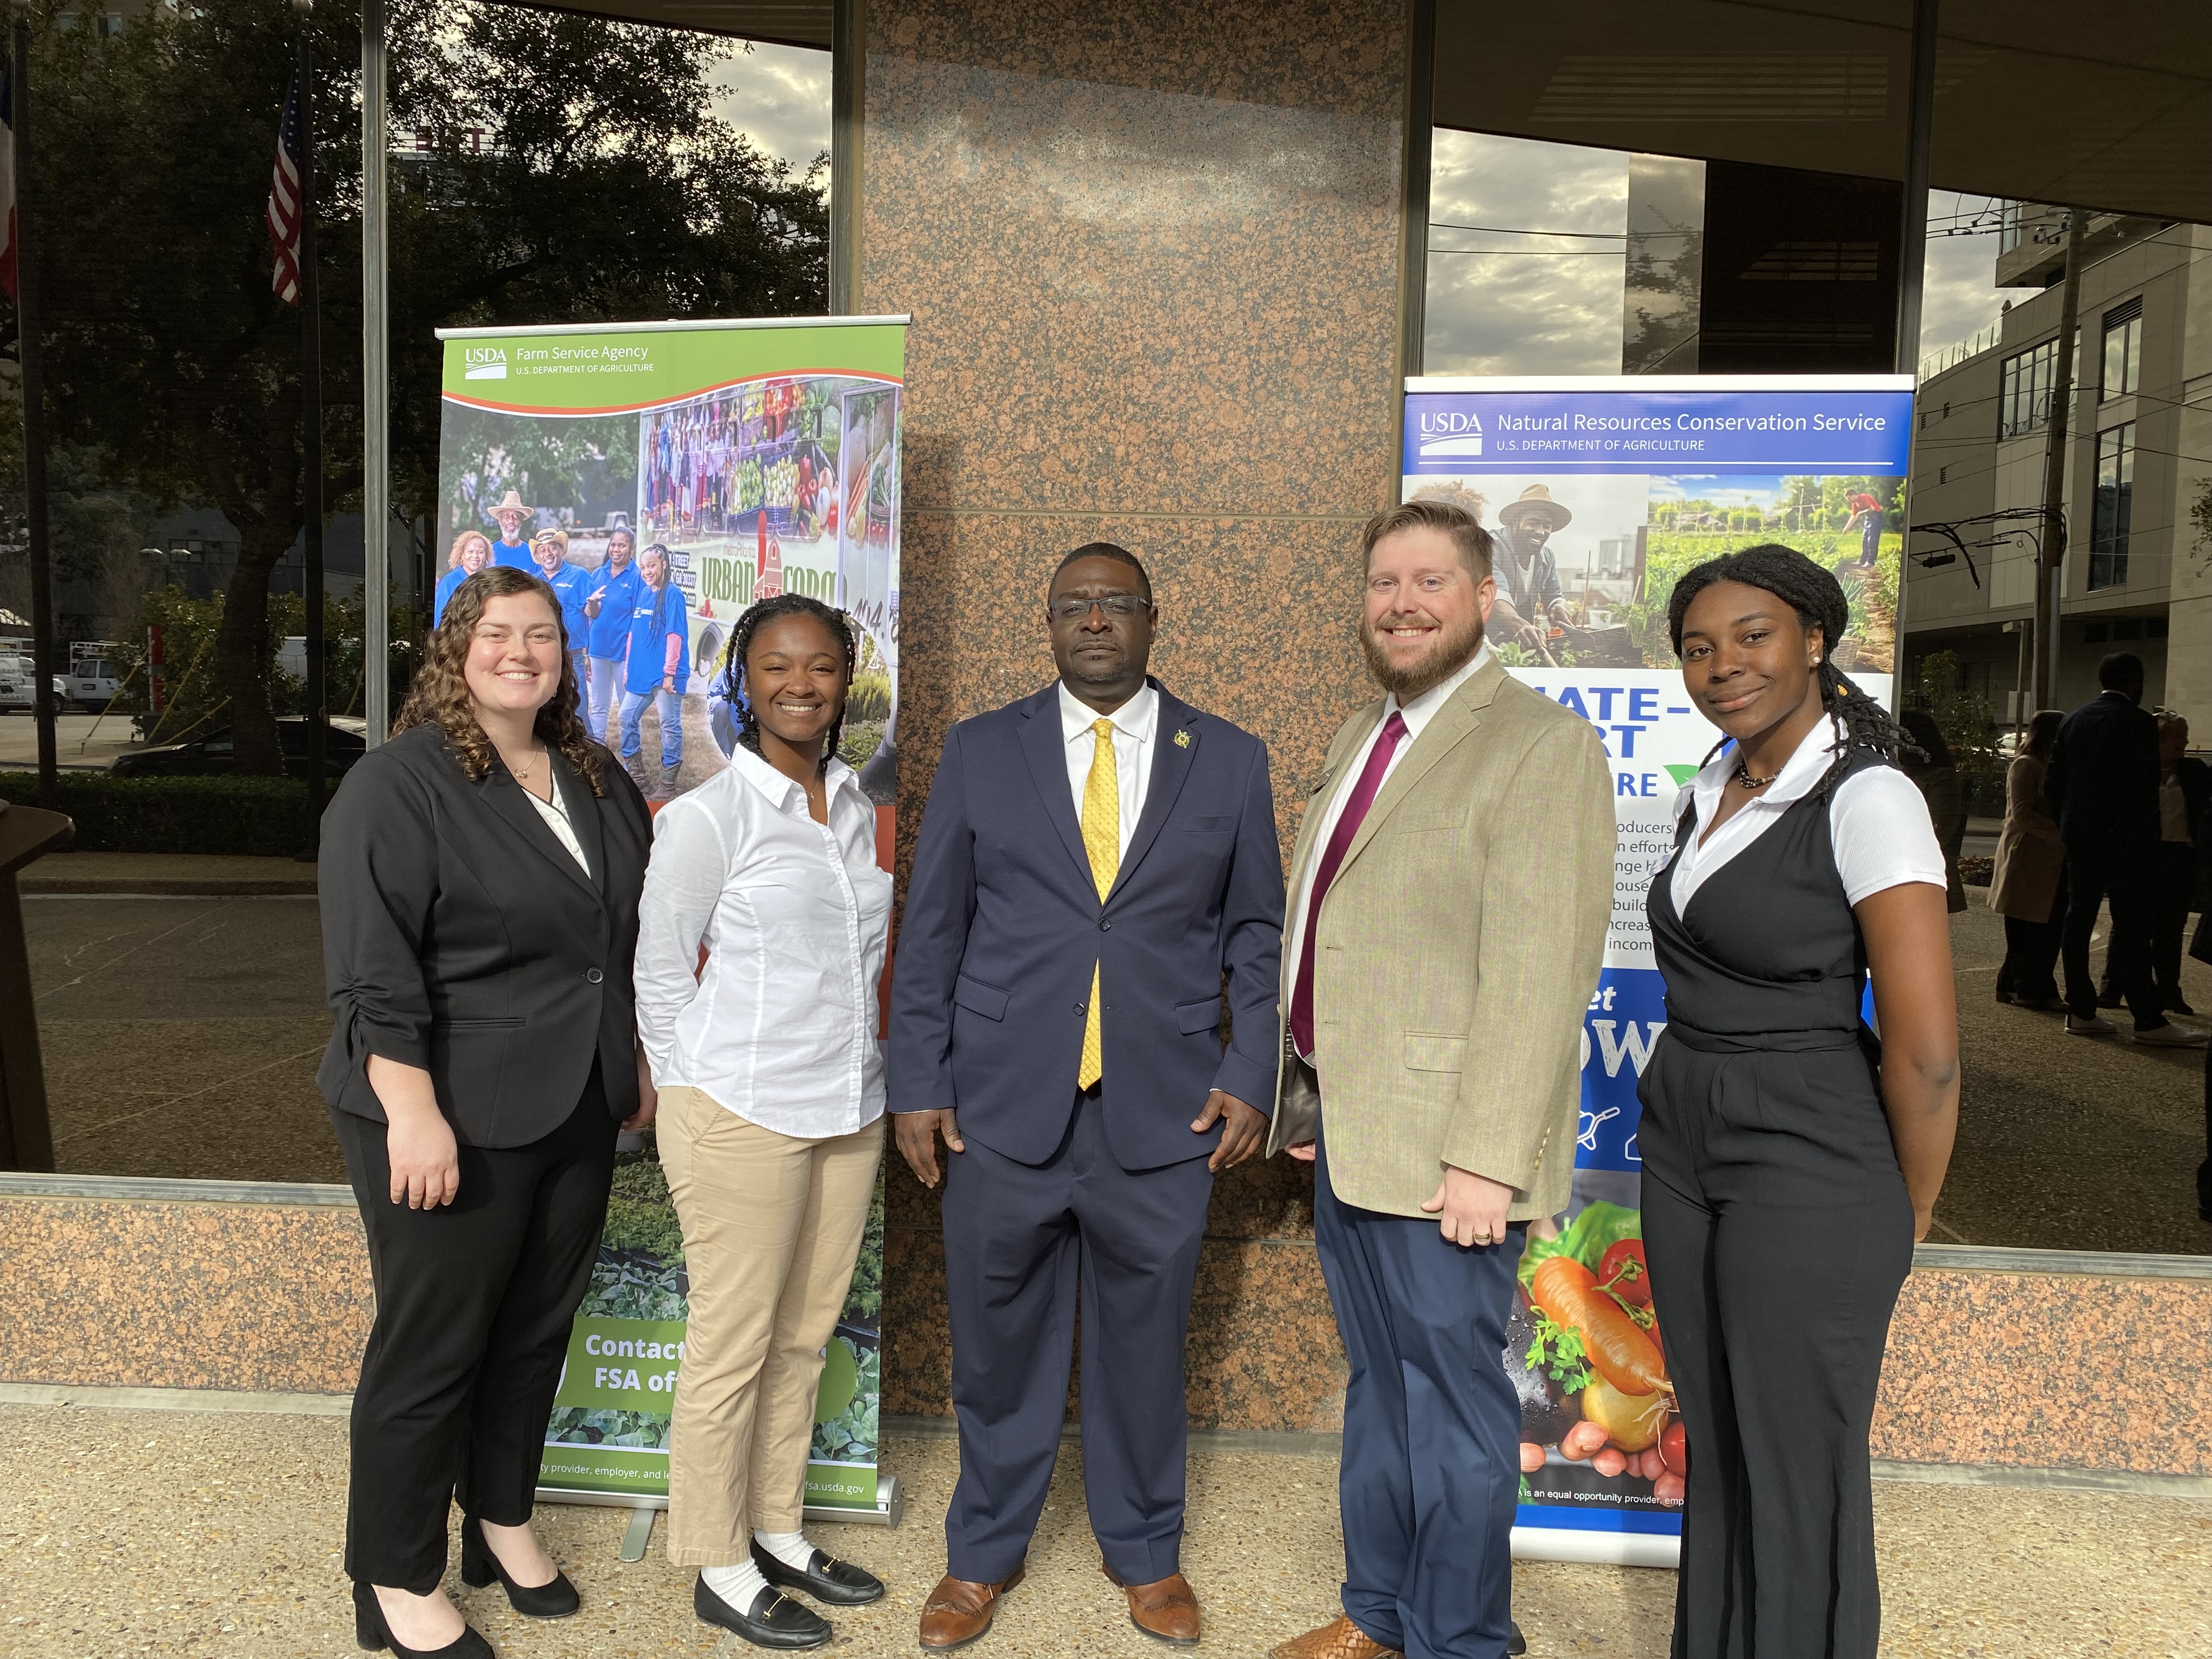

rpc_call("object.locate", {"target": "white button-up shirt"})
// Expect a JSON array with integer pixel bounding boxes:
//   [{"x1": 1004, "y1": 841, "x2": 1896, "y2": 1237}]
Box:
[
  {"x1": 1283, "y1": 641, "x2": 1493, "y2": 1038},
  {"x1": 634, "y1": 744, "x2": 893, "y2": 1138},
  {"x1": 1058, "y1": 680, "x2": 1158, "y2": 861}
]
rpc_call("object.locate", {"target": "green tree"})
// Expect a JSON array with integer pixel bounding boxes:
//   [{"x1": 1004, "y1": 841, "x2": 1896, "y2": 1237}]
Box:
[{"x1": 7, "y1": 0, "x2": 825, "y2": 772}]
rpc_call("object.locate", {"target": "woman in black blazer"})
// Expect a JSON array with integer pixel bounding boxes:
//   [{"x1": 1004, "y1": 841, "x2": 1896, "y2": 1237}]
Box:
[{"x1": 319, "y1": 565, "x2": 653, "y2": 1658}]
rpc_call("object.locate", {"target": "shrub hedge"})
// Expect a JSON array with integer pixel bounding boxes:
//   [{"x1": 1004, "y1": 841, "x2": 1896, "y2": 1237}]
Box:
[{"x1": 0, "y1": 771, "x2": 313, "y2": 856}]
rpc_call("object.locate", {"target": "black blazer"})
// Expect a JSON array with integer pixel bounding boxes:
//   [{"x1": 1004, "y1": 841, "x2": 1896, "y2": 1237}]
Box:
[
  {"x1": 2044, "y1": 691, "x2": 2159, "y2": 851},
  {"x1": 316, "y1": 723, "x2": 653, "y2": 1147}
]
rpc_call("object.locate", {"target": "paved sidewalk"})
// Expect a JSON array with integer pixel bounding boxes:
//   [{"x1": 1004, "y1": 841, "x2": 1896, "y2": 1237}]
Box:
[
  {"x1": 19, "y1": 853, "x2": 315, "y2": 896},
  {"x1": 2, "y1": 1402, "x2": 2208, "y2": 1657}
]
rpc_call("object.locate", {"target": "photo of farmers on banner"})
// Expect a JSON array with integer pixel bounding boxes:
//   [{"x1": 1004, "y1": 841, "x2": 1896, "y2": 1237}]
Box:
[
  {"x1": 1403, "y1": 373, "x2": 1911, "y2": 1565},
  {"x1": 434, "y1": 316, "x2": 907, "y2": 1516}
]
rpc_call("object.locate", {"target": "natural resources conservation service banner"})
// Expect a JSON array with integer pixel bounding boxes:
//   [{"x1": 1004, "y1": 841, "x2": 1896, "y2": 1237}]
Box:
[
  {"x1": 1403, "y1": 373, "x2": 1912, "y2": 1567},
  {"x1": 435, "y1": 316, "x2": 907, "y2": 1515}
]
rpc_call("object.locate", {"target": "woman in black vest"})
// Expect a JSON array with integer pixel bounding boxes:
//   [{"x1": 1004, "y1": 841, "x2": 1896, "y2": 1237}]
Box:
[
  {"x1": 1640, "y1": 546, "x2": 1959, "y2": 1658},
  {"x1": 320, "y1": 566, "x2": 653, "y2": 1656}
]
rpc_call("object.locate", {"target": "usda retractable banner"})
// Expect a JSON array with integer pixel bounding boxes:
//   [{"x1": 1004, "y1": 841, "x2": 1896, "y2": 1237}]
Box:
[
  {"x1": 435, "y1": 317, "x2": 906, "y2": 1514},
  {"x1": 1402, "y1": 374, "x2": 1912, "y2": 1567}
]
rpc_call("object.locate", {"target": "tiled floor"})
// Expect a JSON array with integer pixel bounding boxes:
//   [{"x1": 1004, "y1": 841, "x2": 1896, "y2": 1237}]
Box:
[{"x1": 2, "y1": 1404, "x2": 2207, "y2": 1657}]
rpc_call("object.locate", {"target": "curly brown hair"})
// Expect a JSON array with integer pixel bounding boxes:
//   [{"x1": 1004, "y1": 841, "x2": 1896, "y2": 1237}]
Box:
[{"x1": 395, "y1": 566, "x2": 607, "y2": 794}]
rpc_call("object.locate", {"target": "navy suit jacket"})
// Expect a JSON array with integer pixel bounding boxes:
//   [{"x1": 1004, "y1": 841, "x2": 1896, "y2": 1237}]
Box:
[
  {"x1": 2045, "y1": 690, "x2": 2159, "y2": 850},
  {"x1": 889, "y1": 679, "x2": 1284, "y2": 1171}
]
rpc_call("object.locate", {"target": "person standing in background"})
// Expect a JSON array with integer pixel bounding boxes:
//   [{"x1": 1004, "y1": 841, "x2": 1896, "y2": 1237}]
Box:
[
  {"x1": 890, "y1": 544, "x2": 1283, "y2": 1651},
  {"x1": 1990, "y1": 709, "x2": 2068, "y2": 1011},
  {"x1": 636, "y1": 594, "x2": 893, "y2": 1649},
  {"x1": 619, "y1": 543, "x2": 691, "y2": 799},
  {"x1": 433, "y1": 532, "x2": 492, "y2": 627},
  {"x1": 1267, "y1": 499, "x2": 1612, "y2": 1659},
  {"x1": 1846, "y1": 489, "x2": 1885, "y2": 569},
  {"x1": 2147, "y1": 712, "x2": 2210, "y2": 1017},
  {"x1": 2046, "y1": 653, "x2": 2202, "y2": 1046},
  {"x1": 584, "y1": 528, "x2": 644, "y2": 747},
  {"x1": 532, "y1": 528, "x2": 596, "y2": 700},
  {"x1": 318, "y1": 566, "x2": 653, "y2": 1658},
  {"x1": 488, "y1": 489, "x2": 537, "y2": 568}
]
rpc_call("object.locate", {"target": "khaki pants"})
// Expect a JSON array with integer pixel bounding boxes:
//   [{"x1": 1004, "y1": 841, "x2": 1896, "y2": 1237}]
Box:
[{"x1": 658, "y1": 1086, "x2": 882, "y2": 1567}]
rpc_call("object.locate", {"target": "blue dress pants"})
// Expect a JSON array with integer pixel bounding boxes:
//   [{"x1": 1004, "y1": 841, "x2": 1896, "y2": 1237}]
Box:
[
  {"x1": 939, "y1": 1087, "x2": 1212, "y2": 1587},
  {"x1": 1313, "y1": 1131, "x2": 1521, "y2": 1659}
]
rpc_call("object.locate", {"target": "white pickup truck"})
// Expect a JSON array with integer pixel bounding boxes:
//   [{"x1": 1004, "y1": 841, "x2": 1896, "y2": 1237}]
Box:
[{"x1": 0, "y1": 654, "x2": 69, "y2": 714}]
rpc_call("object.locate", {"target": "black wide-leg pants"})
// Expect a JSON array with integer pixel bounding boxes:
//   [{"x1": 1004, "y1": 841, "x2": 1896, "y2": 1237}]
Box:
[
  {"x1": 332, "y1": 1068, "x2": 616, "y2": 1592},
  {"x1": 1639, "y1": 1032, "x2": 1914, "y2": 1659}
]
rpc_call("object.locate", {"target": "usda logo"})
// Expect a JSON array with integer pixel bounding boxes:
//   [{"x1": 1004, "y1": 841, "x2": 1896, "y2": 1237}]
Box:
[{"x1": 463, "y1": 346, "x2": 508, "y2": 381}]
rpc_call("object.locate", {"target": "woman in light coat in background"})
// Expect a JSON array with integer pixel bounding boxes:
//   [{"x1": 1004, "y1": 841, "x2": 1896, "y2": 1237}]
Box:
[{"x1": 1990, "y1": 709, "x2": 2067, "y2": 1011}]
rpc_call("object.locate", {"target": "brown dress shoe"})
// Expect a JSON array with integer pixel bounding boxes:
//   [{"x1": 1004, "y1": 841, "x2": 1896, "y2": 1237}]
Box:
[
  {"x1": 1269, "y1": 1613, "x2": 1402, "y2": 1659},
  {"x1": 1102, "y1": 1563, "x2": 1200, "y2": 1645},
  {"x1": 918, "y1": 1567, "x2": 1024, "y2": 1650}
]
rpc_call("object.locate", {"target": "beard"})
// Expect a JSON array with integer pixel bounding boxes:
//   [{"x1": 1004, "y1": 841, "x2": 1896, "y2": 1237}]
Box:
[{"x1": 1359, "y1": 607, "x2": 1487, "y2": 701}]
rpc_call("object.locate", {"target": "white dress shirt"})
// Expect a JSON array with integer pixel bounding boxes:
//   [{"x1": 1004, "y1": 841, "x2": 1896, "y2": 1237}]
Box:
[
  {"x1": 1283, "y1": 642, "x2": 1494, "y2": 1032},
  {"x1": 525, "y1": 775, "x2": 591, "y2": 876},
  {"x1": 1663, "y1": 714, "x2": 1945, "y2": 911},
  {"x1": 1058, "y1": 680, "x2": 1158, "y2": 860},
  {"x1": 634, "y1": 744, "x2": 893, "y2": 1138}
]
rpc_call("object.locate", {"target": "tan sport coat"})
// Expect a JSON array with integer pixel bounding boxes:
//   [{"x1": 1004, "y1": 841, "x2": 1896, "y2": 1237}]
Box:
[{"x1": 1265, "y1": 656, "x2": 1614, "y2": 1222}]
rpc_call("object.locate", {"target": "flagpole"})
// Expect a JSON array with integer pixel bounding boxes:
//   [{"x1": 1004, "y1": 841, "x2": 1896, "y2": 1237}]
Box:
[
  {"x1": 295, "y1": 0, "x2": 325, "y2": 850},
  {"x1": 10, "y1": 12, "x2": 56, "y2": 810},
  {"x1": 359, "y1": 0, "x2": 388, "y2": 746}
]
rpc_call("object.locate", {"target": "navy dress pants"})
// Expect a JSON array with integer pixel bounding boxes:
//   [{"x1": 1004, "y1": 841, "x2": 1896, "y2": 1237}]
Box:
[
  {"x1": 1313, "y1": 1131, "x2": 1521, "y2": 1659},
  {"x1": 940, "y1": 1088, "x2": 1213, "y2": 1586}
]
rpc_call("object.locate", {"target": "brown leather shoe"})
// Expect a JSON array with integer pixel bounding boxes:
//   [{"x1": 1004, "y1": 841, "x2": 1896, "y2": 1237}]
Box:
[
  {"x1": 1269, "y1": 1613, "x2": 1402, "y2": 1659},
  {"x1": 1102, "y1": 1562, "x2": 1200, "y2": 1645},
  {"x1": 917, "y1": 1567, "x2": 1024, "y2": 1650}
]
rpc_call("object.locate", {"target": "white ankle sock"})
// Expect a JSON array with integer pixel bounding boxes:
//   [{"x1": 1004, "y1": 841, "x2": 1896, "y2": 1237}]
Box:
[
  {"x1": 754, "y1": 1529, "x2": 815, "y2": 1571},
  {"x1": 702, "y1": 1560, "x2": 769, "y2": 1611}
]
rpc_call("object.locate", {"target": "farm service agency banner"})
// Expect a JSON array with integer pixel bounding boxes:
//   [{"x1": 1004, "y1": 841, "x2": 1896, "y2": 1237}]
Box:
[
  {"x1": 1402, "y1": 373, "x2": 1911, "y2": 1566},
  {"x1": 435, "y1": 317, "x2": 906, "y2": 1514}
]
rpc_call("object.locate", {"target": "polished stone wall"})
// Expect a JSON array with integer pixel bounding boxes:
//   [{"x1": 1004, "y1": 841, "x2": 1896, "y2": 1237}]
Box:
[{"x1": 859, "y1": 0, "x2": 1414, "y2": 1429}]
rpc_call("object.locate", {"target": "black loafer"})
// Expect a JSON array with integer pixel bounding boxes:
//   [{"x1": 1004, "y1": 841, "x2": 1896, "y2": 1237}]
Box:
[
  {"x1": 693, "y1": 1576, "x2": 832, "y2": 1649},
  {"x1": 1509, "y1": 1619, "x2": 1527, "y2": 1655},
  {"x1": 751, "y1": 1541, "x2": 886, "y2": 1607}
]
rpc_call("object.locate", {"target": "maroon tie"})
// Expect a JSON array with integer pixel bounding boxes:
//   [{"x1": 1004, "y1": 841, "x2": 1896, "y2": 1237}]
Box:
[{"x1": 1290, "y1": 710, "x2": 1408, "y2": 1058}]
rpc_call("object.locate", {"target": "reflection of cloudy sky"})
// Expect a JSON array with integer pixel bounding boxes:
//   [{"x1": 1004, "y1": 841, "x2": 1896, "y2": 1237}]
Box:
[
  {"x1": 713, "y1": 41, "x2": 832, "y2": 186},
  {"x1": 1425, "y1": 139, "x2": 2034, "y2": 375},
  {"x1": 1425, "y1": 132, "x2": 1630, "y2": 378}
]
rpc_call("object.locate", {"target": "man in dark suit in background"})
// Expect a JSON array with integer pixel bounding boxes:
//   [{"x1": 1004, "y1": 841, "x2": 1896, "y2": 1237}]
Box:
[
  {"x1": 889, "y1": 543, "x2": 1284, "y2": 1649},
  {"x1": 2046, "y1": 651, "x2": 2204, "y2": 1047}
]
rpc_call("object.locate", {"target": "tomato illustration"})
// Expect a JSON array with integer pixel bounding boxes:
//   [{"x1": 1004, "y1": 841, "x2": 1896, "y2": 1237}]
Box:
[{"x1": 1597, "y1": 1238, "x2": 1651, "y2": 1308}]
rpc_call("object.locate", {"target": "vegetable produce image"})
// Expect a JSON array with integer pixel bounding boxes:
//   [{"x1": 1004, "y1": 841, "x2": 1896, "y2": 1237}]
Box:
[
  {"x1": 1530, "y1": 1256, "x2": 1668, "y2": 1399},
  {"x1": 1597, "y1": 1237, "x2": 1650, "y2": 1307},
  {"x1": 1581, "y1": 1375, "x2": 1667, "y2": 1453},
  {"x1": 1504, "y1": 1286, "x2": 1582, "y2": 1446}
]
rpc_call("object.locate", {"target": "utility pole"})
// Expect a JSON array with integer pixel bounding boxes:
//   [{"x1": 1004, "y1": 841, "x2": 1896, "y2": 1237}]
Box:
[
  {"x1": 2033, "y1": 210, "x2": 2085, "y2": 709},
  {"x1": 360, "y1": 0, "x2": 389, "y2": 744},
  {"x1": 1894, "y1": 0, "x2": 1938, "y2": 374},
  {"x1": 296, "y1": 0, "x2": 326, "y2": 849},
  {"x1": 10, "y1": 13, "x2": 55, "y2": 808}
]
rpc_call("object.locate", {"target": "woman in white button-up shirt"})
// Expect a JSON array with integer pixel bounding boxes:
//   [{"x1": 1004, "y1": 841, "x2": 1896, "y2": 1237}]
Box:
[{"x1": 635, "y1": 594, "x2": 893, "y2": 1648}]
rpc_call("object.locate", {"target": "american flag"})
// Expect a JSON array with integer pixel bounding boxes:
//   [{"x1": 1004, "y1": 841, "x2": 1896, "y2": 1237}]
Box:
[{"x1": 265, "y1": 73, "x2": 302, "y2": 304}]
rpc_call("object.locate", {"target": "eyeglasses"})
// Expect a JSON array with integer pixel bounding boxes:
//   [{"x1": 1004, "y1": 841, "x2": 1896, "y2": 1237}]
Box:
[{"x1": 1048, "y1": 595, "x2": 1150, "y2": 624}]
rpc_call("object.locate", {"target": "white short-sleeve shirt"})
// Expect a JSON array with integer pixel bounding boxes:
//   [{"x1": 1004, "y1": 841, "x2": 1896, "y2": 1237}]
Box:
[{"x1": 1663, "y1": 714, "x2": 1946, "y2": 912}]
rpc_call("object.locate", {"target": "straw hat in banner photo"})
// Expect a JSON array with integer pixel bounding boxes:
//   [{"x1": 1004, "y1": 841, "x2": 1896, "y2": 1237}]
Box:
[
  {"x1": 493, "y1": 488, "x2": 534, "y2": 518},
  {"x1": 1498, "y1": 484, "x2": 1573, "y2": 533}
]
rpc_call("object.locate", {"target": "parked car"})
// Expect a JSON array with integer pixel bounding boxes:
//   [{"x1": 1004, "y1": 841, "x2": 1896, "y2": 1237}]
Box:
[
  {"x1": 0, "y1": 654, "x2": 72, "y2": 714},
  {"x1": 64, "y1": 656, "x2": 123, "y2": 713},
  {"x1": 111, "y1": 715, "x2": 369, "y2": 779}
]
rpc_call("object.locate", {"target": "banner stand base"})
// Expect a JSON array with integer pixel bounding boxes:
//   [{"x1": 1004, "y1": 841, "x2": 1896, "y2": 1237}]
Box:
[
  {"x1": 621, "y1": 1507, "x2": 656, "y2": 1562},
  {"x1": 535, "y1": 1474, "x2": 904, "y2": 1555},
  {"x1": 806, "y1": 1474, "x2": 901, "y2": 1529},
  {"x1": 1509, "y1": 1525, "x2": 1679, "y2": 1569}
]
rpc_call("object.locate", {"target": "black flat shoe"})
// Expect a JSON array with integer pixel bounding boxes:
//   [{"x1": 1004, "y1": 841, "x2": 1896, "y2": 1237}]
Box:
[
  {"x1": 751, "y1": 1540, "x2": 887, "y2": 1606},
  {"x1": 460, "y1": 1516, "x2": 579, "y2": 1619},
  {"x1": 1510, "y1": 1620, "x2": 1527, "y2": 1655},
  {"x1": 353, "y1": 1581, "x2": 494, "y2": 1657},
  {"x1": 694, "y1": 1575, "x2": 833, "y2": 1649}
]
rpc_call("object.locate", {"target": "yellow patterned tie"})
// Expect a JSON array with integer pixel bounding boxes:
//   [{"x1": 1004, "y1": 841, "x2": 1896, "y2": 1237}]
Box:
[{"x1": 1077, "y1": 717, "x2": 1119, "y2": 1088}]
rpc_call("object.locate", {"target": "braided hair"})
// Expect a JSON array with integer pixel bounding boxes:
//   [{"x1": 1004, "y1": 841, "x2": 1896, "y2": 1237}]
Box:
[
  {"x1": 1666, "y1": 543, "x2": 1902, "y2": 802},
  {"x1": 713, "y1": 591, "x2": 858, "y2": 776}
]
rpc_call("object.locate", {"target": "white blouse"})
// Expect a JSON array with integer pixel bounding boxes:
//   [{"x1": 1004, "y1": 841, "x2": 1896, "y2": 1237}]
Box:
[
  {"x1": 1664, "y1": 714, "x2": 1945, "y2": 912},
  {"x1": 525, "y1": 775, "x2": 591, "y2": 876},
  {"x1": 634, "y1": 745, "x2": 893, "y2": 1139}
]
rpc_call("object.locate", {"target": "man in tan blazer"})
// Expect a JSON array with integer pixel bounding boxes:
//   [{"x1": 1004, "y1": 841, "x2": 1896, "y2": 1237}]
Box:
[{"x1": 1267, "y1": 499, "x2": 1613, "y2": 1659}]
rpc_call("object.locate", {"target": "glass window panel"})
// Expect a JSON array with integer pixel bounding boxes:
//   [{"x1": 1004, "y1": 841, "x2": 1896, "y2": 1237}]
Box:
[{"x1": 2089, "y1": 422, "x2": 2135, "y2": 590}]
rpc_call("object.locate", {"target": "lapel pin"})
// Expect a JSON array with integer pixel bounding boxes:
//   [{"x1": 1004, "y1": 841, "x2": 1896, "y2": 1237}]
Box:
[{"x1": 1173, "y1": 729, "x2": 1191, "y2": 749}]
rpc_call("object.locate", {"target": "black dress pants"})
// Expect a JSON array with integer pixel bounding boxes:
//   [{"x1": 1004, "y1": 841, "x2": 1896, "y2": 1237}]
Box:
[
  {"x1": 2062, "y1": 845, "x2": 2160, "y2": 1029},
  {"x1": 332, "y1": 1068, "x2": 616, "y2": 1592},
  {"x1": 2149, "y1": 843, "x2": 2197, "y2": 1012}
]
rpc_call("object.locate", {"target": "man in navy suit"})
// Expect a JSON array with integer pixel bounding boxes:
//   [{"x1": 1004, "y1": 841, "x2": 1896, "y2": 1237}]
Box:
[{"x1": 890, "y1": 543, "x2": 1283, "y2": 1649}]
